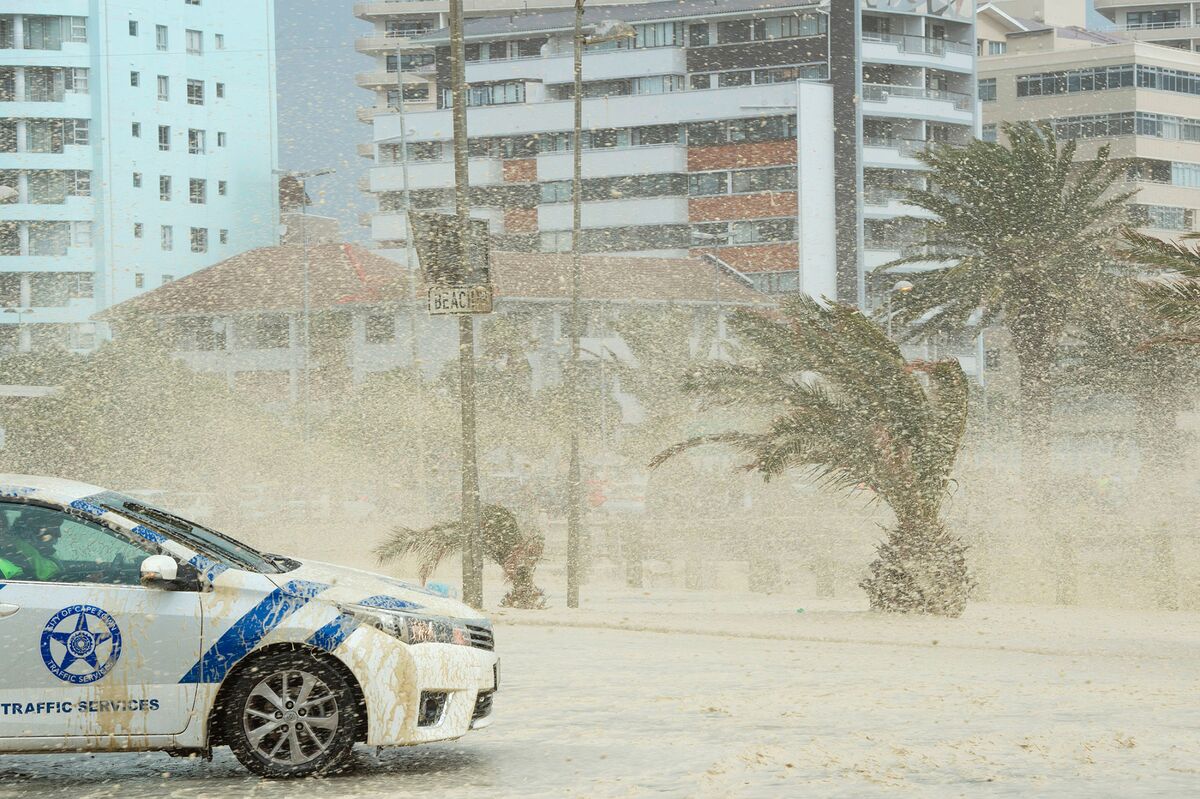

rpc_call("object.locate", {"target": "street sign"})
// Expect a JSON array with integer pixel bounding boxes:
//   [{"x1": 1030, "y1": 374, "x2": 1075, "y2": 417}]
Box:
[
  {"x1": 410, "y1": 210, "x2": 491, "y2": 287},
  {"x1": 428, "y1": 284, "x2": 494, "y2": 315}
]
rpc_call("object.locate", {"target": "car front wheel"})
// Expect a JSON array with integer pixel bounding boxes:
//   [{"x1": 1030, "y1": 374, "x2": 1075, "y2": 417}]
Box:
[{"x1": 222, "y1": 651, "x2": 360, "y2": 778}]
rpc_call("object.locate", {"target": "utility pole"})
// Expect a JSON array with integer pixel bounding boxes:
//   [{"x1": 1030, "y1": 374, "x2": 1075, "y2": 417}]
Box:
[
  {"x1": 566, "y1": 0, "x2": 586, "y2": 610},
  {"x1": 448, "y1": 0, "x2": 484, "y2": 609}
]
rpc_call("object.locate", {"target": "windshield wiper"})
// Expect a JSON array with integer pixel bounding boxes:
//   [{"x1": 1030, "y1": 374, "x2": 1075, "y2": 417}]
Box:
[{"x1": 105, "y1": 501, "x2": 266, "y2": 572}]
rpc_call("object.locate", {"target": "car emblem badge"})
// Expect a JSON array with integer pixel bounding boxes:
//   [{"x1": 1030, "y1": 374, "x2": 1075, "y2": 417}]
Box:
[{"x1": 40, "y1": 605, "x2": 123, "y2": 684}]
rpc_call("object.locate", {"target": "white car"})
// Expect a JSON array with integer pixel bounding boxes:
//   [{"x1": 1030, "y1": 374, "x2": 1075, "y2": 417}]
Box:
[{"x1": 0, "y1": 475, "x2": 498, "y2": 778}]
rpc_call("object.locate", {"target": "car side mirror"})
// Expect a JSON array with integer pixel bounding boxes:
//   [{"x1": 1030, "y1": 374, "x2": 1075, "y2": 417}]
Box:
[{"x1": 141, "y1": 555, "x2": 201, "y2": 591}]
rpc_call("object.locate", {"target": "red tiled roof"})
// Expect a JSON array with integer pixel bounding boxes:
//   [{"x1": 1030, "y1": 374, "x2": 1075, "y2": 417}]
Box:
[{"x1": 97, "y1": 245, "x2": 771, "y2": 320}]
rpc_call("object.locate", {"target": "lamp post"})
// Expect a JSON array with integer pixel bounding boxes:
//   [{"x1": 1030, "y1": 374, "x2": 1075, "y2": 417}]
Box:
[
  {"x1": 566, "y1": 1, "x2": 636, "y2": 609},
  {"x1": 886, "y1": 279, "x2": 914, "y2": 338},
  {"x1": 273, "y1": 167, "x2": 335, "y2": 443}
]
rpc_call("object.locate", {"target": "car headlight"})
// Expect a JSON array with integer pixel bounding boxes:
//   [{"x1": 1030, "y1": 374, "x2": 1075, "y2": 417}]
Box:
[{"x1": 342, "y1": 604, "x2": 473, "y2": 647}]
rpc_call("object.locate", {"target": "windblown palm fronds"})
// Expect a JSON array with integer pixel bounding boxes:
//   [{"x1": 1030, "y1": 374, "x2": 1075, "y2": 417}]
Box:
[
  {"x1": 376, "y1": 504, "x2": 547, "y2": 609},
  {"x1": 1117, "y1": 227, "x2": 1200, "y2": 337},
  {"x1": 652, "y1": 297, "x2": 972, "y2": 616},
  {"x1": 884, "y1": 121, "x2": 1133, "y2": 463}
]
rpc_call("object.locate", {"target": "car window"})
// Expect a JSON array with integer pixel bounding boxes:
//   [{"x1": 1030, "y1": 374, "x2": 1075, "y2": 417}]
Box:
[{"x1": 0, "y1": 502, "x2": 153, "y2": 586}]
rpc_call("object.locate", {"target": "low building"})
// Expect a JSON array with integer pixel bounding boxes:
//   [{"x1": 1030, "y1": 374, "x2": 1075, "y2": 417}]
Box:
[{"x1": 96, "y1": 244, "x2": 771, "y2": 410}]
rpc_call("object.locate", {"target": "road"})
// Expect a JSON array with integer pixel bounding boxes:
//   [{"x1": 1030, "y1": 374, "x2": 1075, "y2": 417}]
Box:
[{"x1": 0, "y1": 616, "x2": 1196, "y2": 798}]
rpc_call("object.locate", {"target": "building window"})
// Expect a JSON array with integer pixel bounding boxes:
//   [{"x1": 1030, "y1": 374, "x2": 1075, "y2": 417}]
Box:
[
  {"x1": 69, "y1": 171, "x2": 91, "y2": 196},
  {"x1": 68, "y1": 17, "x2": 88, "y2": 43},
  {"x1": 1130, "y1": 203, "x2": 1191, "y2": 230},
  {"x1": 133, "y1": 222, "x2": 144, "y2": 239},
  {"x1": 540, "y1": 180, "x2": 572, "y2": 204},
  {"x1": 162, "y1": 275, "x2": 174, "y2": 284},
  {"x1": 161, "y1": 225, "x2": 174, "y2": 251},
  {"x1": 217, "y1": 132, "x2": 227, "y2": 147},
  {"x1": 540, "y1": 231, "x2": 573, "y2": 253},
  {"x1": 132, "y1": 122, "x2": 141, "y2": 138},
  {"x1": 130, "y1": 71, "x2": 140, "y2": 87},
  {"x1": 186, "y1": 29, "x2": 202, "y2": 54},
  {"x1": 129, "y1": 21, "x2": 139, "y2": 36},
  {"x1": 689, "y1": 23, "x2": 710, "y2": 46},
  {"x1": 988, "y1": 41, "x2": 1007, "y2": 55},
  {"x1": 65, "y1": 68, "x2": 89, "y2": 94},
  {"x1": 215, "y1": 33, "x2": 225, "y2": 50},
  {"x1": 188, "y1": 128, "x2": 206, "y2": 154},
  {"x1": 72, "y1": 221, "x2": 92, "y2": 248},
  {"x1": 159, "y1": 175, "x2": 172, "y2": 201},
  {"x1": 215, "y1": 82, "x2": 225, "y2": 99},
  {"x1": 365, "y1": 312, "x2": 395, "y2": 344},
  {"x1": 157, "y1": 75, "x2": 170, "y2": 101},
  {"x1": 187, "y1": 79, "x2": 204, "y2": 105},
  {"x1": 189, "y1": 178, "x2": 207, "y2": 204},
  {"x1": 981, "y1": 124, "x2": 998, "y2": 143},
  {"x1": 190, "y1": 227, "x2": 208, "y2": 253},
  {"x1": 186, "y1": 0, "x2": 201, "y2": 5},
  {"x1": 133, "y1": 172, "x2": 142, "y2": 187},
  {"x1": 688, "y1": 172, "x2": 729, "y2": 196},
  {"x1": 1126, "y1": 10, "x2": 1181, "y2": 30},
  {"x1": 158, "y1": 125, "x2": 171, "y2": 151},
  {"x1": 135, "y1": 273, "x2": 145, "y2": 288},
  {"x1": 219, "y1": 229, "x2": 228, "y2": 244},
  {"x1": 156, "y1": 25, "x2": 168, "y2": 51},
  {"x1": 65, "y1": 119, "x2": 88, "y2": 146},
  {"x1": 218, "y1": 180, "x2": 227, "y2": 196},
  {"x1": 979, "y1": 78, "x2": 996, "y2": 102}
]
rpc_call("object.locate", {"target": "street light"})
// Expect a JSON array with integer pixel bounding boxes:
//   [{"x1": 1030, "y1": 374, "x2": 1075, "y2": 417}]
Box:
[
  {"x1": 886, "y1": 279, "x2": 914, "y2": 338},
  {"x1": 566, "y1": 2, "x2": 637, "y2": 610},
  {"x1": 273, "y1": 167, "x2": 335, "y2": 443}
]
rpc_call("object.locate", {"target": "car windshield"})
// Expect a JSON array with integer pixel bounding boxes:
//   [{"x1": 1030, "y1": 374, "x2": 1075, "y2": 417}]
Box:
[{"x1": 87, "y1": 490, "x2": 289, "y2": 574}]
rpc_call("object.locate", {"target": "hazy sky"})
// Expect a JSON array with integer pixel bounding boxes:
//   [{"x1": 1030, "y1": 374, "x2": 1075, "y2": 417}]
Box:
[
  {"x1": 276, "y1": 0, "x2": 372, "y2": 240},
  {"x1": 274, "y1": 1, "x2": 1110, "y2": 241}
]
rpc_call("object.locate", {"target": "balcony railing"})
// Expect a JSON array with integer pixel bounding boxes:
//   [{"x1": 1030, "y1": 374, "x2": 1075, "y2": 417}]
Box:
[
  {"x1": 863, "y1": 136, "x2": 931, "y2": 157},
  {"x1": 862, "y1": 83, "x2": 972, "y2": 111},
  {"x1": 862, "y1": 32, "x2": 974, "y2": 56},
  {"x1": 1115, "y1": 21, "x2": 1190, "y2": 31}
]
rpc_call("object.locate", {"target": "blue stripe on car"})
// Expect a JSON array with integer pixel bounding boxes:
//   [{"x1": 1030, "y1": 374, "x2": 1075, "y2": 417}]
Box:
[
  {"x1": 307, "y1": 614, "x2": 360, "y2": 652},
  {"x1": 131, "y1": 525, "x2": 166, "y2": 544},
  {"x1": 179, "y1": 580, "x2": 329, "y2": 684},
  {"x1": 187, "y1": 553, "x2": 230, "y2": 581},
  {"x1": 69, "y1": 499, "x2": 106, "y2": 516},
  {"x1": 358, "y1": 595, "x2": 424, "y2": 611}
]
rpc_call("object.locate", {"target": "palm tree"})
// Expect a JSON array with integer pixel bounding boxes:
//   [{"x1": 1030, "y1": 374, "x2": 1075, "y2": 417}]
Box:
[
  {"x1": 376, "y1": 504, "x2": 547, "y2": 609},
  {"x1": 1117, "y1": 228, "x2": 1200, "y2": 341},
  {"x1": 886, "y1": 121, "x2": 1132, "y2": 467},
  {"x1": 651, "y1": 298, "x2": 972, "y2": 616}
]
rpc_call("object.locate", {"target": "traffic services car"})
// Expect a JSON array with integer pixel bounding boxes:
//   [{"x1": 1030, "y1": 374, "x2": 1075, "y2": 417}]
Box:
[{"x1": 0, "y1": 475, "x2": 497, "y2": 777}]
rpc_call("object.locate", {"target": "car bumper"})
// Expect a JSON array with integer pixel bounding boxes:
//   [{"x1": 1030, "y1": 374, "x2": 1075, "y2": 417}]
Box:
[{"x1": 340, "y1": 626, "x2": 498, "y2": 747}]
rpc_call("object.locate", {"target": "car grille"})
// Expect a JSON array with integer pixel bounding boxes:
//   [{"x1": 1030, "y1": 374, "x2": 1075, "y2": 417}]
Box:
[
  {"x1": 472, "y1": 691, "x2": 494, "y2": 721},
  {"x1": 466, "y1": 624, "x2": 494, "y2": 651}
]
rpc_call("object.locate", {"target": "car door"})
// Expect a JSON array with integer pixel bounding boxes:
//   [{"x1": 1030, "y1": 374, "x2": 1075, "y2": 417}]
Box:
[{"x1": 0, "y1": 501, "x2": 202, "y2": 740}]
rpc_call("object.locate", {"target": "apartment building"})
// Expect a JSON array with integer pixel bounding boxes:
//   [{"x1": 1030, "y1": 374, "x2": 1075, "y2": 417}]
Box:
[
  {"x1": 354, "y1": 0, "x2": 647, "y2": 119},
  {"x1": 0, "y1": 2, "x2": 279, "y2": 353},
  {"x1": 980, "y1": 1, "x2": 1200, "y2": 239},
  {"x1": 361, "y1": 0, "x2": 977, "y2": 307},
  {"x1": 1094, "y1": 1, "x2": 1200, "y2": 51}
]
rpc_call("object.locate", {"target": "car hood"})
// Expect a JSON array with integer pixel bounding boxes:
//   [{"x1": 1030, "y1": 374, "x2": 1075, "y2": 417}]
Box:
[{"x1": 272, "y1": 559, "x2": 487, "y2": 622}]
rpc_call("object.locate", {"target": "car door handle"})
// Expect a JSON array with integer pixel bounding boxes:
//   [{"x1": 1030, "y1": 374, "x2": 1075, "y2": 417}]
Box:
[{"x1": 0, "y1": 603, "x2": 19, "y2": 618}]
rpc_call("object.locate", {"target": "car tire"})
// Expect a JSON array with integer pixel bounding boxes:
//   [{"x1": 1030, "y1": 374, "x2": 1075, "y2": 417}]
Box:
[{"x1": 221, "y1": 649, "x2": 361, "y2": 778}]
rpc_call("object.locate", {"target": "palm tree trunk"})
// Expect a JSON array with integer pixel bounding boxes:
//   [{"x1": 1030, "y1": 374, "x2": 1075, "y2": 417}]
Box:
[
  {"x1": 860, "y1": 512, "x2": 972, "y2": 616},
  {"x1": 1011, "y1": 321, "x2": 1075, "y2": 605}
]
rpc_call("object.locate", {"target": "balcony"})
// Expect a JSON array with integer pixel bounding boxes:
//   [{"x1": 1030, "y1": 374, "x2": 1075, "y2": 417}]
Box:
[
  {"x1": 0, "y1": 196, "x2": 94, "y2": 222},
  {"x1": 356, "y1": 70, "x2": 400, "y2": 88},
  {"x1": 465, "y1": 46, "x2": 687, "y2": 86},
  {"x1": 0, "y1": 249, "x2": 95, "y2": 272},
  {"x1": 1, "y1": 93, "x2": 92, "y2": 119},
  {"x1": 355, "y1": 32, "x2": 425, "y2": 53},
  {"x1": 861, "y1": 33, "x2": 974, "y2": 73},
  {"x1": 537, "y1": 196, "x2": 689, "y2": 230},
  {"x1": 861, "y1": 83, "x2": 974, "y2": 125},
  {"x1": 0, "y1": 147, "x2": 93, "y2": 170},
  {"x1": 375, "y1": 82, "x2": 798, "y2": 145},
  {"x1": 370, "y1": 156, "x2": 503, "y2": 192},
  {"x1": 862, "y1": 191, "x2": 936, "y2": 220},
  {"x1": 537, "y1": 144, "x2": 687, "y2": 181},
  {"x1": 862, "y1": 137, "x2": 930, "y2": 169}
]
